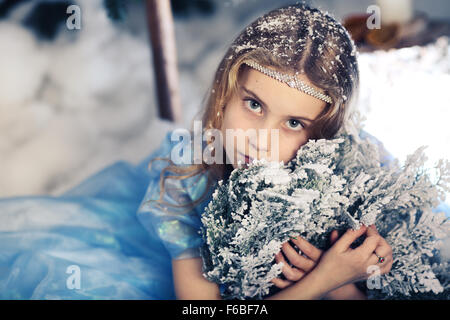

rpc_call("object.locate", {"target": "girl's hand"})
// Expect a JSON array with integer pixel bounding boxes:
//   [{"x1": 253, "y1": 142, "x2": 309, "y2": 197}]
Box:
[
  {"x1": 313, "y1": 225, "x2": 393, "y2": 291},
  {"x1": 271, "y1": 230, "x2": 339, "y2": 289},
  {"x1": 271, "y1": 225, "x2": 393, "y2": 298},
  {"x1": 270, "y1": 229, "x2": 358, "y2": 299}
]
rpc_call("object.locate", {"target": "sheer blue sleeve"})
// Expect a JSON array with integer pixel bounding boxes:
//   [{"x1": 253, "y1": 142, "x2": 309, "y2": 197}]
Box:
[{"x1": 136, "y1": 130, "x2": 214, "y2": 260}]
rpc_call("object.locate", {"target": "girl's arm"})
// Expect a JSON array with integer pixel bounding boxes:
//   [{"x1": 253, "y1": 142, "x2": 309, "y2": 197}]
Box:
[
  {"x1": 272, "y1": 225, "x2": 392, "y2": 300},
  {"x1": 172, "y1": 257, "x2": 222, "y2": 300},
  {"x1": 271, "y1": 230, "x2": 362, "y2": 299},
  {"x1": 173, "y1": 225, "x2": 392, "y2": 300},
  {"x1": 172, "y1": 257, "x2": 334, "y2": 300}
]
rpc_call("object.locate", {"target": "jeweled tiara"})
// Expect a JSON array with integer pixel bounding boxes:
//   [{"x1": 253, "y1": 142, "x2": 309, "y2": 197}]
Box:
[{"x1": 244, "y1": 61, "x2": 333, "y2": 104}]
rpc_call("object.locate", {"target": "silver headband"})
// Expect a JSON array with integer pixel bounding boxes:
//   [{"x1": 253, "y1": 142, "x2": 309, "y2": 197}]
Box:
[{"x1": 244, "y1": 61, "x2": 333, "y2": 104}]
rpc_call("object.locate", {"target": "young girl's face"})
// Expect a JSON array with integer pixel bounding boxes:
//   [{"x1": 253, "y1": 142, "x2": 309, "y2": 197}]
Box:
[{"x1": 220, "y1": 66, "x2": 327, "y2": 169}]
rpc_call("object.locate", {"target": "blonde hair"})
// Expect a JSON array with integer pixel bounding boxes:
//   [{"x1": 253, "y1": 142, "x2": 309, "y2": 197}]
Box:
[{"x1": 146, "y1": 3, "x2": 360, "y2": 213}]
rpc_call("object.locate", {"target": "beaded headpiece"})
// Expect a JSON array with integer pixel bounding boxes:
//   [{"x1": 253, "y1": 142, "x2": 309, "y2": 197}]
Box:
[{"x1": 244, "y1": 60, "x2": 333, "y2": 104}]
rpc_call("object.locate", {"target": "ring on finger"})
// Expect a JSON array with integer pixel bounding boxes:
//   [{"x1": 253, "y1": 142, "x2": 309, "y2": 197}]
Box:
[{"x1": 374, "y1": 252, "x2": 385, "y2": 264}]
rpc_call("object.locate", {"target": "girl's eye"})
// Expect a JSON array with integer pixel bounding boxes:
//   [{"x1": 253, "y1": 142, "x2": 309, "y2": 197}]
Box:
[
  {"x1": 244, "y1": 99, "x2": 262, "y2": 113},
  {"x1": 286, "y1": 119, "x2": 304, "y2": 131},
  {"x1": 243, "y1": 98, "x2": 304, "y2": 132}
]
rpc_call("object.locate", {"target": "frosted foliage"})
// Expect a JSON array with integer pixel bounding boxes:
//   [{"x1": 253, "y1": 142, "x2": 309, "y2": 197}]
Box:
[{"x1": 200, "y1": 110, "x2": 450, "y2": 300}]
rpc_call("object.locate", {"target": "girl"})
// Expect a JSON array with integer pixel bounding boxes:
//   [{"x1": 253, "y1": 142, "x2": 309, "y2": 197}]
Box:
[
  {"x1": 142, "y1": 3, "x2": 393, "y2": 299},
  {"x1": 0, "y1": 3, "x2": 393, "y2": 299}
]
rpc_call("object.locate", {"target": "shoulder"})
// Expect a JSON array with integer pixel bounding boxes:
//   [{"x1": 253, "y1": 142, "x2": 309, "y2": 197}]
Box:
[
  {"x1": 140, "y1": 130, "x2": 178, "y2": 178},
  {"x1": 135, "y1": 130, "x2": 216, "y2": 260},
  {"x1": 138, "y1": 128, "x2": 213, "y2": 211}
]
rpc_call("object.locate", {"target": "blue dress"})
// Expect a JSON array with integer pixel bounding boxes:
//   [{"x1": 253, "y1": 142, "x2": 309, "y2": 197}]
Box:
[
  {"x1": 0, "y1": 130, "x2": 216, "y2": 299},
  {"x1": 0, "y1": 129, "x2": 448, "y2": 299}
]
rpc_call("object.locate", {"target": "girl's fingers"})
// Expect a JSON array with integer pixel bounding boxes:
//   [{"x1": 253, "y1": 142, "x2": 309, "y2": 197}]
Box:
[
  {"x1": 370, "y1": 240, "x2": 393, "y2": 265},
  {"x1": 290, "y1": 236, "x2": 322, "y2": 261},
  {"x1": 356, "y1": 226, "x2": 391, "y2": 259},
  {"x1": 281, "y1": 242, "x2": 315, "y2": 272},
  {"x1": 270, "y1": 277, "x2": 293, "y2": 289},
  {"x1": 275, "y1": 251, "x2": 305, "y2": 282},
  {"x1": 334, "y1": 225, "x2": 368, "y2": 252},
  {"x1": 366, "y1": 224, "x2": 379, "y2": 237},
  {"x1": 369, "y1": 246, "x2": 393, "y2": 274},
  {"x1": 330, "y1": 230, "x2": 339, "y2": 244},
  {"x1": 378, "y1": 234, "x2": 393, "y2": 255},
  {"x1": 355, "y1": 234, "x2": 382, "y2": 259}
]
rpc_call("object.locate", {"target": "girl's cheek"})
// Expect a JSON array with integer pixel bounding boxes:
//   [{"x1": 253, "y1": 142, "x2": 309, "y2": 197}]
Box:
[
  {"x1": 286, "y1": 138, "x2": 307, "y2": 162},
  {"x1": 227, "y1": 103, "x2": 252, "y2": 130},
  {"x1": 273, "y1": 138, "x2": 301, "y2": 164},
  {"x1": 234, "y1": 102, "x2": 247, "y2": 119}
]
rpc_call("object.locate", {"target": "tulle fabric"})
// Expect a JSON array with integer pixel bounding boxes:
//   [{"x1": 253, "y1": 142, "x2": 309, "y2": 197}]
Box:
[{"x1": 0, "y1": 130, "x2": 214, "y2": 299}]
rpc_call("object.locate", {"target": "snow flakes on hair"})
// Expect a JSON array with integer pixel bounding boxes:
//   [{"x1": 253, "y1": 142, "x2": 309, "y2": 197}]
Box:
[{"x1": 229, "y1": 3, "x2": 358, "y2": 97}]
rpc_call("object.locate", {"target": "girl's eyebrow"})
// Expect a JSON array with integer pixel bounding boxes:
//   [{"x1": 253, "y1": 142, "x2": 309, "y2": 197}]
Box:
[{"x1": 240, "y1": 85, "x2": 314, "y2": 122}]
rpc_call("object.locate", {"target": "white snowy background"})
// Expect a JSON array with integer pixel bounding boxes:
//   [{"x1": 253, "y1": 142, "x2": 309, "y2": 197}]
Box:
[{"x1": 0, "y1": 0, "x2": 449, "y2": 212}]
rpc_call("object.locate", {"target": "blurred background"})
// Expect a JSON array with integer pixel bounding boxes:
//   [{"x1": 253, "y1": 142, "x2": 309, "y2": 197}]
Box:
[{"x1": 0, "y1": 0, "x2": 449, "y2": 212}]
